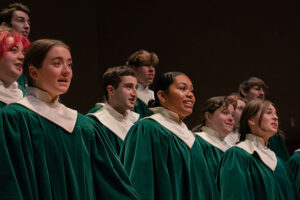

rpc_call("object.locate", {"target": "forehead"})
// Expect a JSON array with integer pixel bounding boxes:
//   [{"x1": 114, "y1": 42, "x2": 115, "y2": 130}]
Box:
[
  {"x1": 173, "y1": 74, "x2": 192, "y2": 85},
  {"x1": 45, "y1": 46, "x2": 71, "y2": 59},
  {"x1": 120, "y1": 75, "x2": 137, "y2": 83},
  {"x1": 12, "y1": 10, "x2": 30, "y2": 19}
]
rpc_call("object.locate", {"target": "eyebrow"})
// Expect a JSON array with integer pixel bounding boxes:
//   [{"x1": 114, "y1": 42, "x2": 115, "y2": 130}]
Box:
[
  {"x1": 51, "y1": 57, "x2": 72, "y2": 61},
  {"x1": 178, "y1": 82, "x2": 193, "y2": 88}
]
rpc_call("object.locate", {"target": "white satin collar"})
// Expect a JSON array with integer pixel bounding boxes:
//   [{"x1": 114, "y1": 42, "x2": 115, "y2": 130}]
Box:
[
  {"x1": 88, "y1": 103, "x2": 139, "y2": 140},
  {"x1": 237, "y1": 134, "x2": 277, "y2": 171},
  {"x1": 224, "y1": 130, "x2": 240, "y2": 146},
  {"x1": 194, "y1": 126, "x2": 231, "y2": 152},
  {"x1": 16, "y1": 87, "x2": 77, "y2": 133},
  {"x1": 137, "y1": 83, "x2": 154, "y2": 105},
  {"x1": 0, "y1": 80, "x2": 23, "y2": 104},
  {"x1": 147, "y1": 107, "x2": 195, "y2": 148}
]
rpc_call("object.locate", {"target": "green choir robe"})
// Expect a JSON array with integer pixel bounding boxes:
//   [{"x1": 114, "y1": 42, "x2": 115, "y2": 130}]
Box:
[
  {"x1": 287, "y1": 150, "x2": 300, "y2": 195},
  {"x1": 120, "y1": 107, "x2": 219, "y2": 200},
  {"x1": 194, "y1": 127, "x2": 231, "y2": 178},
  {"x1": 134, "y1": 98, "x2": 152, "y2": 118},
  {"x1": 0, "y1": 90, "x2": 139, "y2": 200},
  {"x1": 87, "y1": 103, "x2": 139, "y2": 155},
  {"x1": 217, "y1": 134, "x2": 299, "y2": 200},
  {"x1": 0, "y1": 101, "x2": 6, "y2": 109},
  {"x1": 268, "y1": 133, "x2": 290, "y2": 162},
  {"x1": 87, "y1": 103, "x2": 104, "y2": 114}
]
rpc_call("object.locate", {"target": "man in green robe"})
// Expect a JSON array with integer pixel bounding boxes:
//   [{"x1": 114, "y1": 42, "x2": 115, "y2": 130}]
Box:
[
  {"x1": 88, "y1": 66, "x2": 139, "y2": 154},
  {"x1": 0, "y1": 87, "x2": 140, "y2": 200},
  {"x1": 126, "y1": 49, "x2": 158, "y2": 118}
]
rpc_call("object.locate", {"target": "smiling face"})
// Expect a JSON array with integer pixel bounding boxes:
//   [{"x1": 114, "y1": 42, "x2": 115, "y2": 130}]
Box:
[
  {"x1": 10, "y1": 10, "x2": 30, "y2": 38},
  {"x1": 159, "y1": 74, "x2": 195, "y2": 121},
  {"x1": 29, "y1": 46, "x2": 72, "y2": 100},
  {"x1": 108, "y1": 75, "x2": 138, "y2": 114},
  {"x1": 0, "y1": 41, "x2": 24, "y2": 84},
  {"x1": 249, "y1": 104, "x2": 278, "y2": 141},
  {"x1": 134, "y1": 65, "x2": 155, "y2": 87},
  {"x1": 206, "y1": 104, "x2": 235, "y2": 138}
]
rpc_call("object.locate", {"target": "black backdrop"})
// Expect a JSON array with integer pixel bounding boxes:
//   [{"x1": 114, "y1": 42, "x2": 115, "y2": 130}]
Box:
[{"x1": 1, "y1": 0, "x2": 299, "y2": 152}]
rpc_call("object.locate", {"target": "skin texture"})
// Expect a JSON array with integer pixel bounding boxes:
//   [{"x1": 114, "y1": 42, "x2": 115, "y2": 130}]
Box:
[
  {"x1": 134, "y1": 65, "x2": 155, "y2": 87},
  {"x1": 249, "y1": 104, "x2": 278, "y2": 144},
  {"x1": 242, "y1": 85, "x2": 265, "y2": 101},
  {"x1": 10, "y1": 10, "x2": 30, "y2": 38},
  {"x1": 29, "y1": 46, "x2": 72, "y2": 101},
  {"x1": 233, "y1": 99, "x2": 246, "y2": 129},
  {"x1": 206, "y1": 104, "x2": 235, "y2": 139},
  {"x1": 108, "y1": 75, "x2": 138, "y2": 115},
  {"x1": 0, "y1": 42, "x2": 24, "y2": 84},
  {"x1": 158, "y1": 74, "x2": 195, "y2": 121}
]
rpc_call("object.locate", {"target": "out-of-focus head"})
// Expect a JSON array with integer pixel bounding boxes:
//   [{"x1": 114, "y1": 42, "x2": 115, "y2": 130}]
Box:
[
  {"x1": 23, "y1": 39, "x2": 72, "y2": 99},
  {"x1": 0, "y1": 26, "x2": 30, "y2": 84},
  {"x1": 228, "y1": 93, "x2": 247, "y2": 130},
  {"x1": 103, "y1": 66, "x2": 137, "y2": 113},
  {"x1": 239, "y1": 100, "x2": 278, "y2": 143},
  {"x1": 239, "y1": 77, "x2": 268, "y2": 101},
  {"x1": 152, "y1": 71, "x2": 195, "y2": 121},
  {"x1": 198, "y1": 96, "x2": 236, "y2": 137},
  {"x1": 0, "y1": 3, "x2": 30, "y2": 38},
  {"x1": 126, "y1": 49, "x2": 158, "y2": 87}
]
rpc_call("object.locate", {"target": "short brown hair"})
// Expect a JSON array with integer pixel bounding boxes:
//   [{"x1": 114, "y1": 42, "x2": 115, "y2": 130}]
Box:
[
  {"x1": 103, "y1": 66, "x2": 136, "y2": 100},
  {"x1": 126, "y1": 49, "x2": 159, "y2": 67},
  {"x1": 239, "y1": 77, "x2": 268, "y2": 98},
  {"x1": 0, "y1": 3, "x2": 30, "y2": 26}
]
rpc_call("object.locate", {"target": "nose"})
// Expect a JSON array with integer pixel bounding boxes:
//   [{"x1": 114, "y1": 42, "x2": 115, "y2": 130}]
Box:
[
  {"x1": 62, "y1": 64, "x2": 72, "y2": 75},
  {"x1": 18, "y1": 51, "x2": 24, "y2": 61},
  {"x1": 132, "y1": 87, "x2": 137, "y2": 97},
  {"x1": 24, "y1": 21, "x2": 30, "y2": 29},
  {"x1": 148, "y1": 65, "x2": 155, "y2": 73}
]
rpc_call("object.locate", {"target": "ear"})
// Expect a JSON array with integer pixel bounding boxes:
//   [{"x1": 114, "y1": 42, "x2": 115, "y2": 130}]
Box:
[
  {"x1": 1, "y1": 22, "x2": 7, "y2": 27},
  {"x1": 107, "y1": 85, "x2": 115, "y2": 96},
  {"x1": 248, "y1": 117, "x2": 255, "y2": 126},
  {"x1": 241, "y1": 89, "x2": 247, "y2": 98},
  {"x1": 157, "y1": 90, "x2": 167, "y2": 105},
  {"x1": 205, "y1": 112, "x2": 212, "y2": 123},
  {"x1": 28, "y1": 65, "x2": 39, "y2": 80}
]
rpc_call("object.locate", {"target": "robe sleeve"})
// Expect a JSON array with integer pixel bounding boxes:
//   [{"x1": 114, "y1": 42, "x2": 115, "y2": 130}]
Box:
[
  {"x1": 90, "y1": 123, "x2": 140, "y2": 200},
  {"x1": 217, "y1": 148, "x2": 254, "y2": 200},
  {"x1": 120, "y1": 119, "x2": 172, "y2": 200},
  {"x1": 286, "y1": 153, "x2": 300, "y2": 195}
]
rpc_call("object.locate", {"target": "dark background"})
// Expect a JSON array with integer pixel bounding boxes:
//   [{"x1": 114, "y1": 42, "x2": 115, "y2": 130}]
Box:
[{"x1": 1, "y1": 0, "x2": 299, "y2": 153}]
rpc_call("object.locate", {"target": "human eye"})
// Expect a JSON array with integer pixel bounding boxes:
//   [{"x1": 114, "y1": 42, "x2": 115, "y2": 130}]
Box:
[
  {"x1": 18, "y1": 17, "x2": 25, "y2": 23},
  {"x1": 9, "y1": 47, "x2": 18, "y2": 53},
  {"x1": 67, "y1": 62, "x2": 72, "y2": 68}
]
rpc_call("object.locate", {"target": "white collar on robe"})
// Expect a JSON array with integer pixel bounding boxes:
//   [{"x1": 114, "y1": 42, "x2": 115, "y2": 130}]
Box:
[
  {"x1": 15, "y1": 87, "x2": 77, "y2": 133},
  {"x1": 0, "y1": 80, "x2": 23, "y2": 104},
  {"x1": 88, "y1": 103, "x2": 139, "y2": 141},
  {"x1": 137, "y1": 83, "x2": 154, "y2": 105},
  {"x1": 224, "y1": 129, "x2": 241, "y2": 146},
  {"x1": 294, "y1": 149, "x2": 300, "y2": 153},
  {"x1": 236, "y1": 134, "x2": 277, "y2": 171},
  {"x1": 147, "y1": 107, "x2": 195, "y2": 148},
  {"x1": 194, "y1": 126, "x2": 231, "y2": 152}
]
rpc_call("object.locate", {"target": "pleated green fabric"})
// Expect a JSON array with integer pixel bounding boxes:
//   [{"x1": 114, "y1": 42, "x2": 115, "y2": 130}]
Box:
[
  {"x1": 134, "y1": 98, "x2": 152, "y2": 119},
  {"x1": 87, "y1": 104, "x2": 104, "y2": 114},
  {"x1": 268, "y1": 133, "x2": 290, "y2": 162},
  {"x1": 120, "y1": 118, "x2": 220, "y2": 200},
  {"x1": 0, "y1": 101, "x2": 6, "y2": 109},
  {"x1": 217, "y1": 147, "x2": 299, "y2": 200},
  {"x1": 88, "y1": 115, "x2": 124, "y2": 155},
  {"x1": 287, "y1": 151, "x2": 300, "y2": 195},
  {"x1": 195, "y1": 135, "x2": 224, "y2": 178},
  {"x1": 0, "y1": 104, "x2": 140, "y2": 200}
]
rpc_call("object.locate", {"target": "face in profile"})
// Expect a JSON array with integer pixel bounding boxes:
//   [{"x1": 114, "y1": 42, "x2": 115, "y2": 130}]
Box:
[
  {"x1": 10, "y1": 10, "x2": 30, "y2": 38},
  {"x1": 249, "y1": 104, "x2": 278, "y2": 140},
  {"x1": 134, "y1": 65, "x2": 155, "y2": 87},
  {"x1": 243, "y1": 85, "x2": 265, "y2": 101},
  {"x1": 0, "y1": 39, "x2": 24, "y2": 84},
  {"x1": 206, "y1": 104, "x2": 235, "y2": 138},
  {"x1": 159, "y1": 74, "x2": 195, "y2": 121},
  {"x1": 233, "y1": 99, "x2": 246, "y2": 129},
  {"x1": 110, "y1": 75, "x2": 137, "y2": 112},
  {"x1": 29, "y1": 46, "x2": 72, "y2": 100}
]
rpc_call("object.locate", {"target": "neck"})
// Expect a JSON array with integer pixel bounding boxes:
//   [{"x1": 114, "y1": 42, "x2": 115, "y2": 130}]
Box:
[{"x1": 108, "y1": 102, "x2": 127, "y2": 116}]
